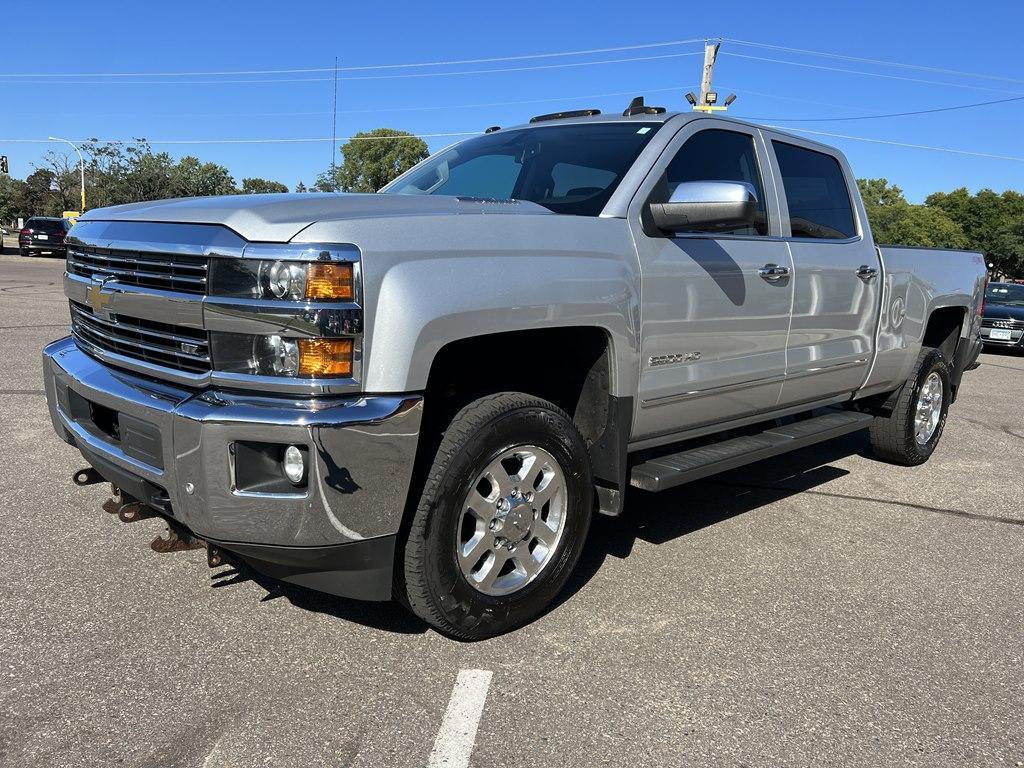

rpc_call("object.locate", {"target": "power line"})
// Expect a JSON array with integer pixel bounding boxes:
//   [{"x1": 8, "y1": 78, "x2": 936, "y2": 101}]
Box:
[
  {"x1": 0, "y1": 39, "x2": 705, "y2": 78},
  {"x1": 0, "y1": 133, "x2": 481, "y2": 145},
  {"x1": 6, "y1": 126, "x2": 1021, "y2": 164},
  {"x1": 723, "y1": 38, "x2": 1024, "y2": 86},
  {"x1": 768, "y1": 126, "x2": 1024, "y2": 163},
  {"x1": 0, "y1": 85, "x2": 699, "y2": 119},
  {"x1": 720, "y1": 52, "x2": 1024, "y2": 96},
  {"x1": 749, "y1": 94, "x2": 1024, "y2": 122},
  {"x1": 0, "y1": 51, "x2": 705, "y2": 86}
]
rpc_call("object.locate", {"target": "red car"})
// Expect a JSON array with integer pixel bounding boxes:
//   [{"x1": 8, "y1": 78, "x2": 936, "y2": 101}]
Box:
[{"x1": 19, "y1": 216, "x2": 71, "y2": 257}]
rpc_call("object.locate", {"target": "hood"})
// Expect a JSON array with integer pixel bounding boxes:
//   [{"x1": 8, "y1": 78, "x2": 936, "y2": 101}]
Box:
[
  {"x1": 77, "y1": 192, "x2": 553, "y2": 242},
  {"x1": 985, "y1": 301, "x2": 1024, "y2": 321}
]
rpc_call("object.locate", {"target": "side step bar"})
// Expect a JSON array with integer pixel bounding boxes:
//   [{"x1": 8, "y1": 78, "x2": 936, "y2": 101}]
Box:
[{"x1": 629, "y1": 409, "x2": 874, "y2": 492}]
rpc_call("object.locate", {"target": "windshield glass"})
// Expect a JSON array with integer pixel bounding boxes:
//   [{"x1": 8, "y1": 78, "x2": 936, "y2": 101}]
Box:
[
  {"x1": 384, "y1": 122, "x2": 662, "y2": 216},
  {"x1": 986, "y1": 283, "x2": 1024, "y2": 305}
]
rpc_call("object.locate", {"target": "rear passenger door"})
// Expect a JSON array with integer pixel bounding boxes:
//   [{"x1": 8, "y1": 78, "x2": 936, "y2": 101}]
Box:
[
  {"x1": 628, "y1": 121, "x2": 793, "y2": 441},
  {"x1": 767, "y1": 136, "x2": 882, "y2": 406}
]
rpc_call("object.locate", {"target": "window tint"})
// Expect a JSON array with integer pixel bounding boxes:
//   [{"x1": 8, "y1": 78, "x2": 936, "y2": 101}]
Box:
[
  {"x1": 772, "y1": 141, "x2": 856, "y2": 239},
  {"x1": 28, "y1": 218, "x2": 67, "y2": 233},
  {"x1": 657, "y1": 129, "x2": 768, "y2": 236},
  {"x1": 386, "y1": 122, "x2": 661, "y2": 216},
  {"x1": 432, "y1": 154, "x2": 521, "y2": 199},
  {"x1": 550, "y1": 162, "x2": 617, "y2": 198}
]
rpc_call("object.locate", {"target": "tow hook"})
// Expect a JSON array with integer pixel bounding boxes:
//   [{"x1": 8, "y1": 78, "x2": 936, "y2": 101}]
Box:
[
  {"x1": 72, "y1": 467, "x2": 105, "y2": 486},
  {"x1": 207, "y1": 546, "x2": 226, "y2": 568},
  {"x1": 116, "y1": 501, "x2": 157, "y2": 524},
  {"x1": 151, "y1": 519, "x2": 204, "y2": 554}
]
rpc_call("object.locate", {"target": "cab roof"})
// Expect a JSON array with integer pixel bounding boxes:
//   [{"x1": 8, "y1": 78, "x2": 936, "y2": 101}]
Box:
[{"x1": 492, "y1": 108, "x2": 837, "y2": 154}]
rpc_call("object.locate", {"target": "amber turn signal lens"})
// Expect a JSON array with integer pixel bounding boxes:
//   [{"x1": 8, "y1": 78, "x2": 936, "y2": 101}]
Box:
[
  {"x1": 298, "y1": 338, "x2": 353, "y2": 377},
  {"x1": 305, "y1": 263, "x2": 354, "y2": 301}
]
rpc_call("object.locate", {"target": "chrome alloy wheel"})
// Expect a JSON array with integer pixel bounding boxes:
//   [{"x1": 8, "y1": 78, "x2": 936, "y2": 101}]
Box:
[
  {"x1": 914, "y1": 371, "x2": 944, "y2": 445},
  {"x1": 456, "y1": 446, "x2": 568, "y2": 596}
]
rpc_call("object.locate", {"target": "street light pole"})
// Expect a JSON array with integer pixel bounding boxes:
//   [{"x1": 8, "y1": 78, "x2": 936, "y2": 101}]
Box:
[{"x1": 48, "y1": 136, "x2": 86, "y2": 212}]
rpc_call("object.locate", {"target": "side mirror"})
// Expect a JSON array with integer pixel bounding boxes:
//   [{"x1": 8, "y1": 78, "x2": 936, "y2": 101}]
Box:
[{"x1": 648, "y1": 181, "x2": 758, "y2": 234}]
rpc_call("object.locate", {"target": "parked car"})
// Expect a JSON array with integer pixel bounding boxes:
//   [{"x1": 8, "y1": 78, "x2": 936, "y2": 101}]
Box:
[
  {"x1": 43, "y1": 102, "x2": 986, "y2": 638},
  {"x1": 981, "y1": 282, "x2": 1024, "y2": 350},
  {"x1": 19, "y1": 216, "x2": 71, "y2": 257}
]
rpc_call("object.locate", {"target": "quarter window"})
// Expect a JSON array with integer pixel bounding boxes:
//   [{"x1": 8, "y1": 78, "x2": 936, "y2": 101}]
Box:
[
  {"x1": 772, "y1": 141, "x2": 857, "y2": 239},
  {"x1": 657, "y1": 129, "x2": 769, "y2": 236}
]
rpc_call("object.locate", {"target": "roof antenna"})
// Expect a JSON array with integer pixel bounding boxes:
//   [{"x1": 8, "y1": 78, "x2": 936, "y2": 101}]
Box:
[{"x1": 623, "y1": 96, "x2": 667, "y2": 116}]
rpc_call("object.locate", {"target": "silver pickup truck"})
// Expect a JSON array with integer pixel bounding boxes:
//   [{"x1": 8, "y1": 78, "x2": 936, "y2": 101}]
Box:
[{"x1": 43, "y1": 104, "x2": 986, "y2": 639}]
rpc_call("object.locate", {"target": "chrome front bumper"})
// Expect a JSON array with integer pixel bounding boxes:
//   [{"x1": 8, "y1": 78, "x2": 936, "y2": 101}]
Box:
[{"x1": 43, "y1": 337, "x2": 423, "y2": 550}]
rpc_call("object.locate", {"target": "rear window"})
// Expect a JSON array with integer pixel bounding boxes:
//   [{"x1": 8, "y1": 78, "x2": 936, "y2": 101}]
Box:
[
  {"x1": 27, "y1": 218, "x2": 68, "y2": 233},
  {"x1": 772, "y1": 142, "x2": 857, "y2": 239}
]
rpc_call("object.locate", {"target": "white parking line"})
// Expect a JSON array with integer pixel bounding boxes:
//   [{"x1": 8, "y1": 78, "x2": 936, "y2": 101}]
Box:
[{"x1": 427, "y1": 669, "x2": 494, "y2": 768}]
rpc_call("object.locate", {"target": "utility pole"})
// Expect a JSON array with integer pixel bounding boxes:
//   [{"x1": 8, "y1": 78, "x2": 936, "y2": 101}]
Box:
[
  {"x1": 330, "y1": 56, "x2": 339, "y2": 189},
  {"x1": 686, "y1": 40, "x2": 736, "y2": 114},
  {"x1": 48, "y1": 136, "x2": 86, "y2": 212}
]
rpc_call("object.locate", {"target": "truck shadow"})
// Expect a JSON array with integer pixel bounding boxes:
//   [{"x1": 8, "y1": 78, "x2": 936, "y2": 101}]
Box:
[
  {"x1": 553, "y1": 430, "x2": 867, "y2": 612},
  {"x1": 208, "y1": 432, "x2": 868, "y2": 636}
]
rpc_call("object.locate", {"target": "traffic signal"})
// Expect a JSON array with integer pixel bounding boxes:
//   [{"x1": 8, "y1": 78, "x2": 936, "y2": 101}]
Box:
[{"x1": 0, "y1": 156, "x2": 8, "y2": 174}]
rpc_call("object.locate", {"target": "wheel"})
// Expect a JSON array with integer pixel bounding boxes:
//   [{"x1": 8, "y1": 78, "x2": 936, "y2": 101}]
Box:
[
  {"x1": 869, "y1": 347, "x2": 951, "y2": 465},
  {"x1": 401, "y1": 392, "x2": 593, "y2": 640}
]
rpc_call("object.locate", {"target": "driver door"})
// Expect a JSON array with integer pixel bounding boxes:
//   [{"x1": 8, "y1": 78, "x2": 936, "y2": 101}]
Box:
[{"x1": 627, "y1": 121, "x2": 793, "y2": 442}]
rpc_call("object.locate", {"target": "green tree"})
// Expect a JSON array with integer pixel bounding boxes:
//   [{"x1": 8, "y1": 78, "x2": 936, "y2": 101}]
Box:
[
  {"x1": 926, "y1": 187, "x2": 1024, "y2": 273},
  {"x1": 294, "y1": 181, "x2": 308, "y2": 193},
  {"x1": 171, "y1": 156, "x2": 237, "y2": 198},
  {"x1": 857, "y1": 178, "x2": 967, "y2": 248},
  {"x1": 0, "y1": 175, "x2": 27, "y2": 223},
  {"x1": 241, "y1": 177, "x2": 289, "y2": 194},
  {"x1": 991, "y1": 219, "x2": 1024, "y2": 276},
  {"x1": 318, "y1": 128, "x2": 429, "y2": 192},
  {"x1": 20, "y1": 169, "x2": 60, "y2": 217},
  {"x1": 857, "y1": 177, "x2": 908, "y2": 208}
]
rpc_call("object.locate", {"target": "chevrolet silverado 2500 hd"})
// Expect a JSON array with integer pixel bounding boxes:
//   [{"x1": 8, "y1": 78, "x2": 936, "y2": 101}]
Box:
[{"x1": 43, "y1": 104, "x2": 986, "y2": 639}]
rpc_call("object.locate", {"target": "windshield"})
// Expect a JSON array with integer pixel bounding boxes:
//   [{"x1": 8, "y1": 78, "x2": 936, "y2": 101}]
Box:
[
  {"x1": 986, "y1": 283, "x2": 1024, "y2": 305},
  {"x1": 383, "y1": 122, "x2": 662, "y2": 216}
]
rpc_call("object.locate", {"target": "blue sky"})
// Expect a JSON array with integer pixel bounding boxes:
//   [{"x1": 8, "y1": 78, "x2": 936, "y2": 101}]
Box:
[{"x1": 1, "y1": 0, "x2": 1021, "y2": 202}]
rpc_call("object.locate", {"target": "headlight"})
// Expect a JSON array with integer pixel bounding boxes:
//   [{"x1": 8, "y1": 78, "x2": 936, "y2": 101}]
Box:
[
  {"x1": 209, "y1": 258, "x2": 355, "y2": 302},
  {"x1": 211, "y1": 333, "x2": 354, "y2": 378},
  {"x1": 259, "y1": 335, "x2": 301, "y2": 376},
  {"x1": 266, "y1": 262, "x2": 307, "y2": 300}
]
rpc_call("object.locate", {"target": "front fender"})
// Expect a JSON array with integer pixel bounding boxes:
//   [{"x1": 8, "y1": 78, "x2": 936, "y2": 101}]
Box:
[
  {"x1": 293, "y1": 213, "x2": 641, "y2": 396},
  {"x1": 366, "y1": 251, "x2": 638, "y2": 394}
]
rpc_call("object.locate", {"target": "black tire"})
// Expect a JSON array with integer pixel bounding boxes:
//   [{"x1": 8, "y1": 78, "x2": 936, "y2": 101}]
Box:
[
  {"x1": 869, "y1": 347, "x2": 951, "y2": 465},
  {"x1": 401, "y1": 392, "x2": 593, "y2": 640}
]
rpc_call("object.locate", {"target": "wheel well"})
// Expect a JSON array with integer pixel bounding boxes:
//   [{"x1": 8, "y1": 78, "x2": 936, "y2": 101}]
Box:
[
  {"x1": 422, "y1": 327, "x2": 615, "y2": 448},
  {"x1": 922, "y1": 306, "x2": 966, "y2": 360}
]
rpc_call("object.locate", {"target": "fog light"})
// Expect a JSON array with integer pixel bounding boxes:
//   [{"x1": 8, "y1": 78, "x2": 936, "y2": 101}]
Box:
[{"x1": 283, "y1": 445, "x2": 305, "y2": 484}]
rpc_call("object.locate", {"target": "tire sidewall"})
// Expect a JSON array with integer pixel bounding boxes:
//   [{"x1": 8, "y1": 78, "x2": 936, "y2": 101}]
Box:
[
  {"x1": 904, "y1": 350, "x2": 951, "y2": 460},
  {"x1": 421, "y1": 405, "x2": 592, "y2": 637}
]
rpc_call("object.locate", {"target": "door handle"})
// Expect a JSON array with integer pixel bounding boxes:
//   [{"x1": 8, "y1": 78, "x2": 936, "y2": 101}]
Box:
[
  {"x1": 856, "y1": 265, "x2": 879, "y2": 281},
  {"x1": 758, "y1": 263, "x2": 790, "y2": 281}
]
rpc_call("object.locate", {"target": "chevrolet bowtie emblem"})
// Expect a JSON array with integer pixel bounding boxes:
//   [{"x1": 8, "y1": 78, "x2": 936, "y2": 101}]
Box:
[{"x1": 87, "y1": 278, "x2": 117, "y2": 316}]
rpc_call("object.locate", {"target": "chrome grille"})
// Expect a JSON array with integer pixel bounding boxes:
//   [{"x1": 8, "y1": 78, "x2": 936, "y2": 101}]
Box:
[
  {"x1": 67, "y1": 246, "x2": 208, "y2": 295},
  {"x1": 70, "y1": 301, "x2": 211, "y2": 374}
]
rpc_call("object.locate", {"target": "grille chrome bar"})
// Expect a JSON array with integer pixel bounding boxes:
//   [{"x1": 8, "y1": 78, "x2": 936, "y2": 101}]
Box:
[
  {"x1": 70, "y1": 301, "x2": 211, "y2": 373},
  {"x1": 67, "y1": 247, "x2": 208, "y2": 295}
]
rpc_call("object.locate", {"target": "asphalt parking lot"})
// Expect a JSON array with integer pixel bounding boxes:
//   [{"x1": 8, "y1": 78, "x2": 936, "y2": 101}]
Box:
[{"x1": 1, "y1": 248, "x2": 1021, "y2": 768}]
